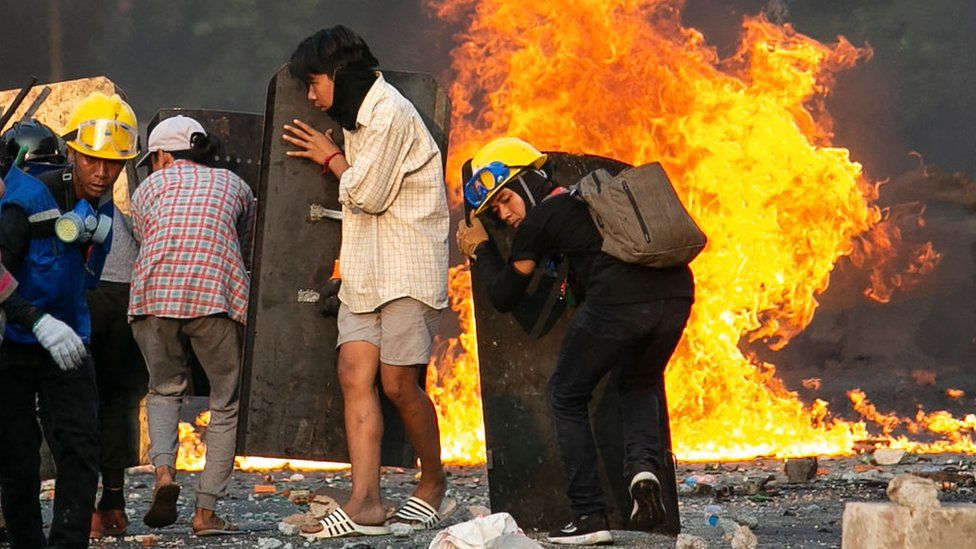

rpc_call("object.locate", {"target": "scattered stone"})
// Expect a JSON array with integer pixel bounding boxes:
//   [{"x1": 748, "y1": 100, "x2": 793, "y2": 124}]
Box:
[
  {"x1": 257, "y1": 538, "x2": 284, "y2": 549},
  {"x1": 309, "y1": 494, "x2": 340, "y2": 518},
  {"x1": 675, "y1": 533, "x2": 708, "y2": 548},
  {"x1": 731, "y1": 512, "x2": 759, "y2": 529},
  {"x1": 279, "y1": 522, "x2": 301, "y2": 536},
  {"x1": 726, "y1": 524, "x2": 758, "y2": 549},
  {"x1": 888, "y1": 474, "x2": 941, "y2": 509},
  {"x1": 785, "y1": 457, "x2": 818, "y2": 483},
  {"x1": 738, "y1": 478, "x2": 766, "y2": 496},
  {"x1": 389, "y1": 522, "x2": 413, "y2": 537},
  {"x1": 468, "y1": 504, "x2": 491, "y2": 518},
  {"x1": 338, "y1": 542, "x2": 372, "y2": 549},
  {"x1": 874, "y1": 448, "x2": 907, "y2": 466},
  {"x1": 289, "y1": 489, "x2": 311, "y2": 504},
  {"x1": 134, "y1": 534, "x2": 158, "y2": 547},
  {"x1": 920, "y1": 469, "x2": 976, "y2": 487},
  {"x1": 289, "y1": 473, "x2": 306, "y2": 483},
  {"x1": 843, "y1": 502, "x2": 976, "y2": 548}
]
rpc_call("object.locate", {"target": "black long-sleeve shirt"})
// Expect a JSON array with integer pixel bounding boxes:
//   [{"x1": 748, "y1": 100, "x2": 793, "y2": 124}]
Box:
[{"x1": 473, "y1": 193, "x2": 694, "y2": 313}]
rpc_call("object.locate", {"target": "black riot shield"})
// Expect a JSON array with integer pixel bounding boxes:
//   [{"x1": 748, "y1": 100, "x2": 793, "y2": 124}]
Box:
[
  {"x1": 471, "y1": 153, "x2": 681, "y2": 534},
  {"x1": 237, "y1": 66, "x2": 450, "y2": 466},
  {"x1": 146, "y1": 109, "x2": 264, "y2": 194}
]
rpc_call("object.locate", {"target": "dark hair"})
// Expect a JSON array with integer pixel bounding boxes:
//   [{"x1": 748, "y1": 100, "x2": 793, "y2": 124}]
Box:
[
  {"x1": 288, "y1": 25, "x2": 379, "y2": 83},
  {"x1": 166, "y1": 132, "x2": 225, "y2": 168}
]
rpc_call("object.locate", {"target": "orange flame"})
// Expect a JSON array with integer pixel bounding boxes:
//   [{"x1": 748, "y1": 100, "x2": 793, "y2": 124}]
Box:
[
  {"x1": 176, "y1": 411, "x2": 348, "y2": 472},
  {"x1": 427, "y1": 265, "x2": 487, "y2": 464},
  {"x1": 423, "y1": 0, "x2": 968, "y2": 462}
]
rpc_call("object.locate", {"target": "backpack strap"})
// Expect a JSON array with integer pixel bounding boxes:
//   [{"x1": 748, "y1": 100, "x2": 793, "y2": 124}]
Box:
[{"x1": 528, "y1": 259, "x2": 570, "y2": 339}]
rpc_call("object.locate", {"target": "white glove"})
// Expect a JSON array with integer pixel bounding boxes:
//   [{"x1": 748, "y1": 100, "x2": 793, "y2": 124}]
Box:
[{"x1": 32, "y1": 314, "x2": 86, "y2": 371}]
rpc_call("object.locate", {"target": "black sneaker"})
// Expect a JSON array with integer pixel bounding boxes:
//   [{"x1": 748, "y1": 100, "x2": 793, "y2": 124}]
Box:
[
  {"x1": 547, "y1": 513, "x2": 613, "y2": 545},
  {"x1": 629, "y1": 471, "x2": 666, "y2": 531}
]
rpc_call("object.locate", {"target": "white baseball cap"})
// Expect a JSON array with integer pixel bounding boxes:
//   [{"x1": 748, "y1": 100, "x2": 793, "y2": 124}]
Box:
[{"x1": 136, "y1": 115, "x2": 207, "y2": 168}]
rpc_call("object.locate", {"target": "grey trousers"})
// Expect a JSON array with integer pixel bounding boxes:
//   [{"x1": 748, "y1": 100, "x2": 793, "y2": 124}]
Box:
[{"x1": 131, "y1": 315, "x2": 243, "y2": 510}]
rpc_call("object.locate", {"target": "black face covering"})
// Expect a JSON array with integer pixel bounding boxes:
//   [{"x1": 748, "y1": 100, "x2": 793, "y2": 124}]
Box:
[
  {"x1": 327, "y1": 65, "x2": 379, "y2": 131},
  {"x1": 507, "y1": 165, "x2": 557, "y2": 210}
]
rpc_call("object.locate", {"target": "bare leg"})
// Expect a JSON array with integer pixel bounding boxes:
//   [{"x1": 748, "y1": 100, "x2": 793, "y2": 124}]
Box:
[
  {"x1": 380, "y1": 364, "x2": 446, "y2": 507},
  {"x1": 336, "y1": 342, "x2": 387, "y2": 525}
]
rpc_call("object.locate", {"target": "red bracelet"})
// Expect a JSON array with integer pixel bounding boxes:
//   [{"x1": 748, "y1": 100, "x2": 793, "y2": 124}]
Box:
[{"x1": 321, "y1": 151, "x2": 345, "y2": 174}]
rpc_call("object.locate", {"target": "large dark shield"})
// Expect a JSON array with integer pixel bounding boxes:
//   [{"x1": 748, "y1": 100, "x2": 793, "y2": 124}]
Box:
[
  {"x1": 471, "y1": 153, "x2": 681, "y2": 534},
  {"x1": 145, "y1": 109, "x2": 264, "y2": 194},
  {"x1": 237, "y1": 67, "x2": 450, "y2": 466}
]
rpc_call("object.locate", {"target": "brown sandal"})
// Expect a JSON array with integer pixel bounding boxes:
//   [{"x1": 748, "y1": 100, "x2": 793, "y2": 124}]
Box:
[
  {"x1": 192, "y1": 516, "x2": 240, "y2": 536},
  {"x1": 143, "y1": 484, "x2": 181, "y2": 528}
]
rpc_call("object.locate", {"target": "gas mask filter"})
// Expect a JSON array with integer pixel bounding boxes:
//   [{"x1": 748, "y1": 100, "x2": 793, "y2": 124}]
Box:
[{"x1": 54, "y1": 199, "x2": 112, "y2": 244}]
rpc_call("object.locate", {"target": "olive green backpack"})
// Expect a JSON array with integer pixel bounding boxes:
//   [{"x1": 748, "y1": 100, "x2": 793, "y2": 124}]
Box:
[{"x1": 573, "y1": 162, "x2": 706, "y2": 267}]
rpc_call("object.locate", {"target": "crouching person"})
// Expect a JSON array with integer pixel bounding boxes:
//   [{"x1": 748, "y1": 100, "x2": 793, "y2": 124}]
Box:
[
  {"x1": 129, "y1": 116, "x2": 255, "y2": 536},
  {"x1": 455, "y1": 138, "x2": 695, "y2": 546}
]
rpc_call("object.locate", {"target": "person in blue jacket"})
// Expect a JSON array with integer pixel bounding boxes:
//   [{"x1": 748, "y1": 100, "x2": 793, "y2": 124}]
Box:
[{"x1": 0, "y1": 92, "x2": 138, "y2": 549}]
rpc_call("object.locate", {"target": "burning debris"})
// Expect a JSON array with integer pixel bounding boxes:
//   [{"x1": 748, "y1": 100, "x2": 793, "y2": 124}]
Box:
[{"x1": 429, "y1": 0, "x2": 973, "y2": 465}]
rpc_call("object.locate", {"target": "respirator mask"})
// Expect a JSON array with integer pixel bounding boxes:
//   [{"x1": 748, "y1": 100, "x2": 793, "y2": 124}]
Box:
[{"x1": 54, "y1": 199, "x2": 112, "y2": 245}]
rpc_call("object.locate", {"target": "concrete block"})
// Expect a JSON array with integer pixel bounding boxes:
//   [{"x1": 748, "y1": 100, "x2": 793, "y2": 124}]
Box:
[{"x1": 842, "y1": 502, "x2": 976, "y2": 548}]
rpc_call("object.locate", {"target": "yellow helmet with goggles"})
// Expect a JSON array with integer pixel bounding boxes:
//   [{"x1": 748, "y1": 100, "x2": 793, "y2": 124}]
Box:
[
  {"x1": 64, "y1": 92, "x2": 139, "y2": 161},
  {"x1": 465, "y1": 137, "x2": 547, "y2": 215}
]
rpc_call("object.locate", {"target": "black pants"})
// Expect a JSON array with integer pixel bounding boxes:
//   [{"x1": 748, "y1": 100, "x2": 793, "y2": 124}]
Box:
[
  {"x1": 548, "y1": 298, "x2": 691, "y2": 518},
  {"x1": 0, "y1": 344, "x2": 100, "y2": 549},
  {"x1": 87, "y1": 281, "x2": 148, "y2": 471}
]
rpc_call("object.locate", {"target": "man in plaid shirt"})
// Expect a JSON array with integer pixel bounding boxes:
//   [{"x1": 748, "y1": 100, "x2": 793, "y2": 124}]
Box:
[{"x1": 129, "y1": 116, "x2": 254, "y2": 536}]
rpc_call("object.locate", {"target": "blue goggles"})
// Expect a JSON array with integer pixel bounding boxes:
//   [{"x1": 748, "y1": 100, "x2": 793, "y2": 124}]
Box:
[{"x1": 463, "y1": 162, "x2": 529, "y2": 209}]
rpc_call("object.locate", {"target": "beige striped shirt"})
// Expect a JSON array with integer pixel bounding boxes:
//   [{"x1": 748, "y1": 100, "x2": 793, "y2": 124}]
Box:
[{"x1": 337, "y1": 72, "x2": 449, "y2": 313}]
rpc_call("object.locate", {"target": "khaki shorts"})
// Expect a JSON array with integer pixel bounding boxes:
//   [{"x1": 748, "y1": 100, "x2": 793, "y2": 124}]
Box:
[{"x1": 336, "y1": 297, "x2": 442, "y2": 366}]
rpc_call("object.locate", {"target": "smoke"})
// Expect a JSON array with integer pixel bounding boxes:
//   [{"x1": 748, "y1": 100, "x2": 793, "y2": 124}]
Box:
[{"x1": 0, "y1": 0, "x2": 455, "y2": 128}]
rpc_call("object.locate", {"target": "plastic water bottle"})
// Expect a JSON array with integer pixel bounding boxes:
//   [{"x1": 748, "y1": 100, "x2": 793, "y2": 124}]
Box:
[{"x1": 704, "y1": 504, "x2": 722, "y2": 527}]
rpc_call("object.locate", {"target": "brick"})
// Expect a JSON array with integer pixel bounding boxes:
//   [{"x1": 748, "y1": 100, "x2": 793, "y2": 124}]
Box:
[
  {"x1": 842, "y1": 502, "x2": 976, "y2": 549},
  {"x1": 785, "y1": 457, "x2": 818, "y2": 483}
]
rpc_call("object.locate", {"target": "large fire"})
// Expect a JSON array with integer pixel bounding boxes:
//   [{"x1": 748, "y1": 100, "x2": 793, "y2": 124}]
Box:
[
  {"x1": 422, "y1": 0, "x2": 974, "y2": 463},
  {"x1": 176, "y1": 0, "x2": 973, "y2": 472}
]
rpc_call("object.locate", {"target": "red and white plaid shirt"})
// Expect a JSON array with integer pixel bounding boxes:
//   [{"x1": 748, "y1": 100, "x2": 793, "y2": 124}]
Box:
[{"x1": 129, "y1": 160, "x2": 255, "y2": 324}]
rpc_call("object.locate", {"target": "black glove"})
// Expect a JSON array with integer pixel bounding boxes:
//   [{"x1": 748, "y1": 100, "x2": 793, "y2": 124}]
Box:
[{"x1": 320, "y1": 278, "x2": 341, "y2": 318}]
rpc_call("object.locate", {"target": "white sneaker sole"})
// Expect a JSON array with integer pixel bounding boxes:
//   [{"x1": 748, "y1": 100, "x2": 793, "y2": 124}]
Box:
[
  {"x1": 547, "y1": 530, "x2": 613, "y2": 545},
  {"x1": 630, "y1": 471, "x2": 666, "y2": 530}
]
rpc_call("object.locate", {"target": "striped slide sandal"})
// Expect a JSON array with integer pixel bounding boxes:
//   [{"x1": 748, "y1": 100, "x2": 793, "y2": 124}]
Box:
[
  {"x1": 392, "y1": 495, "x2": 459, "y2": 530},
  {"x1": 302, "y1": 508, "x2": 391, "y2": 539}
]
